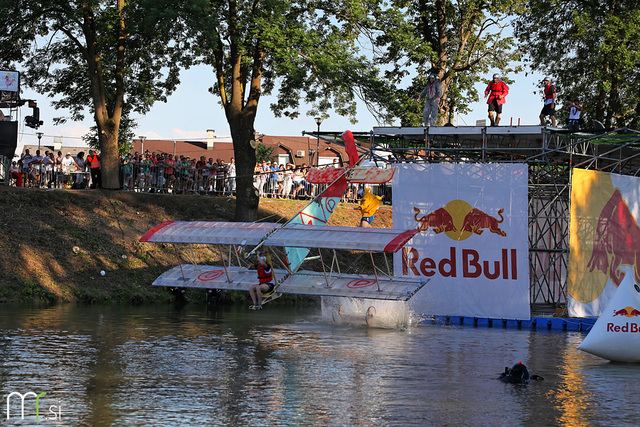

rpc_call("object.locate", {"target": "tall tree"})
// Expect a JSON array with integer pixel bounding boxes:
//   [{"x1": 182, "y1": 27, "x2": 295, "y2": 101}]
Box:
[
  {"x1": 0, "y1": 0, "x2": 196, "y2": 188},
  {"x1": 193, "y1": 0, "x2": 389, "y2": 221},
  {"x1": 514, "y1": 0, "x2": 640, "y2": 128},
  {"x1": 374, "y1": 0, "x2": 524, "y2": 126}
]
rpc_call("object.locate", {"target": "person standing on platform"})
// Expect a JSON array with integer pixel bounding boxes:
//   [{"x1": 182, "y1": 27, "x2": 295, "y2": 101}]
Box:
[
  {"x1": 86, "y1": 150, "x2": 102, "y2": 188},
  {"x1": 539, "y1": 77, "x2": 557, "y2": 127},
  {"x1": 484, "y1": 74, "x2": 509, "y2": 126},
  {"x1": 417, "y1": 74, "x2": 442, "y2": 127},
  {"x1": 567, "y1": 99, "x2": 583, "y2": 132}
]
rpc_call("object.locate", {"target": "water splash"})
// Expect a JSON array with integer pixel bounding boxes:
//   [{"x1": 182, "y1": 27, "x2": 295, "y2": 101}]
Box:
[{"x1": 321, "y1": 297, "x2": 414, "y2": 329}]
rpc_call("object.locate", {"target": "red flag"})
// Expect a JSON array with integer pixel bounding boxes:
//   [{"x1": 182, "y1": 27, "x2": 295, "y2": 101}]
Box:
[{"x1": 342, "y1": 130, "x2": 359, "y2": 167}]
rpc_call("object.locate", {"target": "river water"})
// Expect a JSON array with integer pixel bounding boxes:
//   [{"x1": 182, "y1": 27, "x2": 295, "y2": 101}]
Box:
[{"x1": 1, "y1": 303, "x2": 639, "y2": 426}]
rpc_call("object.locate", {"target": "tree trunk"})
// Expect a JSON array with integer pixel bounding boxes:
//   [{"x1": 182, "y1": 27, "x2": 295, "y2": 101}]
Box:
[{"x1": 229, "y1": 114, "x2": 259, "y2": 222}]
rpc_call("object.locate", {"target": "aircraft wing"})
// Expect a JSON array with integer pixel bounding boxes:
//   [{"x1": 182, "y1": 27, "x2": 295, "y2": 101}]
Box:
[
  {"x1": 265, "y1": 224, "x2": 418, "y2": 253},
  {"x1": 277, "y1": 271, "x2": 428, "y2": 301},
  {"x1": 151, "y1": 265, "x2": 428, "y2": 301},
  {"x1": 139, "y1": 221, "x2": 279, "y2": 245},
  {"x1": 140, "y1": 221, "x2": 418, "y2": 253}
]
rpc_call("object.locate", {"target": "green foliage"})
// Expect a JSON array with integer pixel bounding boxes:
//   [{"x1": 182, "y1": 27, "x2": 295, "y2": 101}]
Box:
[
  {"x1": 256, "y1": 142, "x2": 275, "y2": 163},
  {"x1": 0, "y1": 0, "x2": 198, "y2": 178},
  {"x1": 514, "y1": 0, "x2": 640, "y2": 128},
  {"x1": 373, "y1": 0, "x2": 525, "y2": 125}
]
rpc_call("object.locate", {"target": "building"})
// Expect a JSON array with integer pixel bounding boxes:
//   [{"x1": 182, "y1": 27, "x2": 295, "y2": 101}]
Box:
[{"x1": 131, "y1": 132, "x2": 349, "y2": 167}]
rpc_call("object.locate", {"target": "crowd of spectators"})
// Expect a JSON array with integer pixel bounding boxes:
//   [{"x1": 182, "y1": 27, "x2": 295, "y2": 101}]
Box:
[
  {"x1": 6, "y1": 149, "x2": 386, "y2": 203},
  {"x1": 9, "y1": 148, "x2": 92, "y2": 189},
  {"x1": 121, "y1": 151, "x2": 236, "y2": 195}
]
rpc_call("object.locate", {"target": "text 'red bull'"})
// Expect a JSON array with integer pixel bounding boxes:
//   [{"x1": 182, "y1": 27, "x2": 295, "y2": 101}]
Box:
[
  {"x1": 607, "y1": 323, "x2": 640, "y2": 333},
  {"x1": 402, "y1": 246, "x2": 518, "y2": 280}
]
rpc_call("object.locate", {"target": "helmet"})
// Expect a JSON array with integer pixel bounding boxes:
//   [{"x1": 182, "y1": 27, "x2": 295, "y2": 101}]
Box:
[
  {"x1": 493, "y1": 73, "x2": 500, "y2": 79},
  {"x1": 543, "y1": 76, "x2": 551, "y2": 82},
  {"x1": 428, "y1": 74, "x2": 435, "y2": 79}
]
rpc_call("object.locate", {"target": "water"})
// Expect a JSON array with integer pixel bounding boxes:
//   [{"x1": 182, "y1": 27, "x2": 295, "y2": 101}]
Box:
[{"x1": 1, "y1": 303, "x2": 639, "y2": 426}]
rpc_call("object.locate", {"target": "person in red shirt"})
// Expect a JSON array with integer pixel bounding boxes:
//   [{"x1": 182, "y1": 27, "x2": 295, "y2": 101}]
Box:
[
  {"x1": 248, "y1": 255, "x2": 275, "y2": 310},
  {"x1": 539, "y1": 77, "x2": 557, "y2": 127},
  {"x1": 484, "y1": 73, "x2": 509, "y2": 126}
]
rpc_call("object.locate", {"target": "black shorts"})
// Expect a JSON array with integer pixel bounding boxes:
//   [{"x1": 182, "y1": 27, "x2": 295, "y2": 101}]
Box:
[
  {"x1": 541, "y1": 103, "x2": 555, "y2": 116},
  {"x1": 262, "y1": 282, "x2": 275, "y2": 294},
  {"x1": 488, "y1": 99, "x2": 502, "y2": 114}
]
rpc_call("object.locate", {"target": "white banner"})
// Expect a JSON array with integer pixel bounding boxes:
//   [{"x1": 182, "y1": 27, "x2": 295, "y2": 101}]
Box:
[{"x1": 393, "y1": 163, "x2": 530, "y2": 320}]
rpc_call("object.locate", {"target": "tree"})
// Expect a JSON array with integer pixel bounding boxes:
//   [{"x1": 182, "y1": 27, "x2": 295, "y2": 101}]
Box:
[
  {"x1": 256, "y1": 142, "x2": 275, "y2": 163},
  {"x1": 192, "y1": 0, "x2": 389, "y2": 221},
  {"x1": 373, "y1": 0, "x2": 524, "y2": 126},
  {"x1": 0, "y1": 0, "x2": 197, "y2": 188},
  {"x1": 514, "y1": 0, "x2": 640, "y2": 128}
]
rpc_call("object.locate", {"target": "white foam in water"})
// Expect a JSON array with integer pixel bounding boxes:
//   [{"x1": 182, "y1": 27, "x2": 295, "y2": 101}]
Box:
[{"x1": 321, "y1": 297, "x2": 414, "y2": 329}]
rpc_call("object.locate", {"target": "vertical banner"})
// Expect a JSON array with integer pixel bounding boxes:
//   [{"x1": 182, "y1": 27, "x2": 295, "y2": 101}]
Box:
[
  {"x1": 393, "y1": 163, "x2": 530, "y2": 320},
  {"x1": 568, "y1": 169, "x2": 640, "y2": 317}
]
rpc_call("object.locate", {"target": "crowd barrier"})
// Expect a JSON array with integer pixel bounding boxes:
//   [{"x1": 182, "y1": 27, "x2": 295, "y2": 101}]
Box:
[{"x1": 0, "y1": 156, "x2": 392, "y2": 204}]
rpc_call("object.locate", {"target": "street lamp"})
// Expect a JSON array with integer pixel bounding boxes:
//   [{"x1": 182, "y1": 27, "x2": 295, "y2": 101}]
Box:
[
  {"x1": 139, "y1": 135, "x2": 146, "y2": 154},
  {"x1": 36, "y1": 131, "x2": 43, "y2": 152},
  {"x1": 314, "y1": 117, "x2": 323, "y2": 167}
]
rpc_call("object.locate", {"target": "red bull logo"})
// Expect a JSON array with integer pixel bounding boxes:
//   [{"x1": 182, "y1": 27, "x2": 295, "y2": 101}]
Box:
[
  {"x1": 587, "y1": 189, "x2": 640, "y2": 286},
  {"x1": 612, "y1": 306, "x2": 640, "y2": 317},
  {"x1": 413, "y1": 200, "x2": 506, "y2": 241}
]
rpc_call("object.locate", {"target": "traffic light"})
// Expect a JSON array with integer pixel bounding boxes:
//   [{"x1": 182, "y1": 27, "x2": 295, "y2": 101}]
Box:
[{"x1": 25, "y1": 100, "x2": 43, "y2": 129}]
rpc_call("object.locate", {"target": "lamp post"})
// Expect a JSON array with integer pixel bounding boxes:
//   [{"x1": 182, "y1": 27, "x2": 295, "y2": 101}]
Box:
[
  {"x1": 139, "y1": 135, "x2": 146, "y2": 154},
  {"x1": 36, "y1": 131, "x2": 43, "y2": 152},
  {"x1": 314, "y1": 117, "x2": 323, "y2": 167}
]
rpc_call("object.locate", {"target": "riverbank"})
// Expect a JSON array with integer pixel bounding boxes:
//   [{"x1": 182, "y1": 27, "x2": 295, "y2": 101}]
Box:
[{"x1": 0, "y1": 186, "x2": 392, "y2": 304}]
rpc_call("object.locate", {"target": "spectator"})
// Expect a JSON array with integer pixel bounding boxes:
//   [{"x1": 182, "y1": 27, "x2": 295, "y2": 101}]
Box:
[
  {"x1": 86, "y1": 149, "x2": 102, "y2": 188},
  {"x1": 10, "y1": 161, "x2": 22, "y2": 187},
  {"x1": 21, "y1": 149, "x2": 33, "y2": 187},
  {"x1": 122, "y1": 153, "x2": 134, "y2": 189},
  {"x1": 72, "y1": 152, "x2": 86, "y2": 189},
  {"x1": 29, "y1": 149, "x2": 44, "y2": 187},
  {"x1": 228, "y1": 157, "x2": 236, "y2": 195}
]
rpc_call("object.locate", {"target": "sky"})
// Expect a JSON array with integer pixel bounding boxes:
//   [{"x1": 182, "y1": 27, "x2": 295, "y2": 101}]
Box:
[{"x1": 12, "y1": 64, "x2": 549, "y2": 155}]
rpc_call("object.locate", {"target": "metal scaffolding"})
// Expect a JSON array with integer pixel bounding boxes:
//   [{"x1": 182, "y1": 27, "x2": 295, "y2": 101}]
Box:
[{"x1": 306, "y1": 125, "x2": 640, "y2": 308}]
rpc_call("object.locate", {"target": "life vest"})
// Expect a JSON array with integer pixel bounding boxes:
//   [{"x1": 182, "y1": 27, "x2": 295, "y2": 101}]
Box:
[
  {"x1": 88, "y1": 154, "x2": 100, "y2": 169},
  {"x1": 257, "y1": 264, "x2": 273, "y2": 284},
  {"x1": 544, "y1": 84, "x2": 556, "y2": 101}
]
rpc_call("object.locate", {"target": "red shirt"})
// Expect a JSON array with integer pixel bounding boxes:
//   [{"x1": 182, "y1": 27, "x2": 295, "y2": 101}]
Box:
[{"x1": 485, "y1": 81, "x2": 509, "y2": 105}]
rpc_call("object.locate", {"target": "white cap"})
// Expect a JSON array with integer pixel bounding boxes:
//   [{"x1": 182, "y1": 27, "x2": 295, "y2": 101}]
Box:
[
  {"x1": 493, "y1": 73, "x2": 500, "y2": 79},
  {"x1": 428, "y1": 74, "x2": 435, "y2": 79}
]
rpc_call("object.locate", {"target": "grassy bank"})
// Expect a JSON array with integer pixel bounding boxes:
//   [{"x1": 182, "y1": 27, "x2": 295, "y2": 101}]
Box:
[{"x1": 0, "y1": 186, "x2": 392, "y2": 304}]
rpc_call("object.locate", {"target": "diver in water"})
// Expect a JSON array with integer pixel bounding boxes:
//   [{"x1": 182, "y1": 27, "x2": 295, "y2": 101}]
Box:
[{"x1": 498, "y1": 362, "x2": 543, "y2": 384}]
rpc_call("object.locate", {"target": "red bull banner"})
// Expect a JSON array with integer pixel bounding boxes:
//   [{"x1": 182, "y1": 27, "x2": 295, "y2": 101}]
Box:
[
  {"x1": 393, "y1": 164, "x2": 530, "y2": 320},
  {"x1": 568, "y1": 169, "x2": 640, "y2": 317}
]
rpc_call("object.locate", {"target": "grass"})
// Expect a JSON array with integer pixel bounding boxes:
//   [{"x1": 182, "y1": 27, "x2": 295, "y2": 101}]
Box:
[{"x1": 0, "y1": 187, "x2": 390, "y2": 305}]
